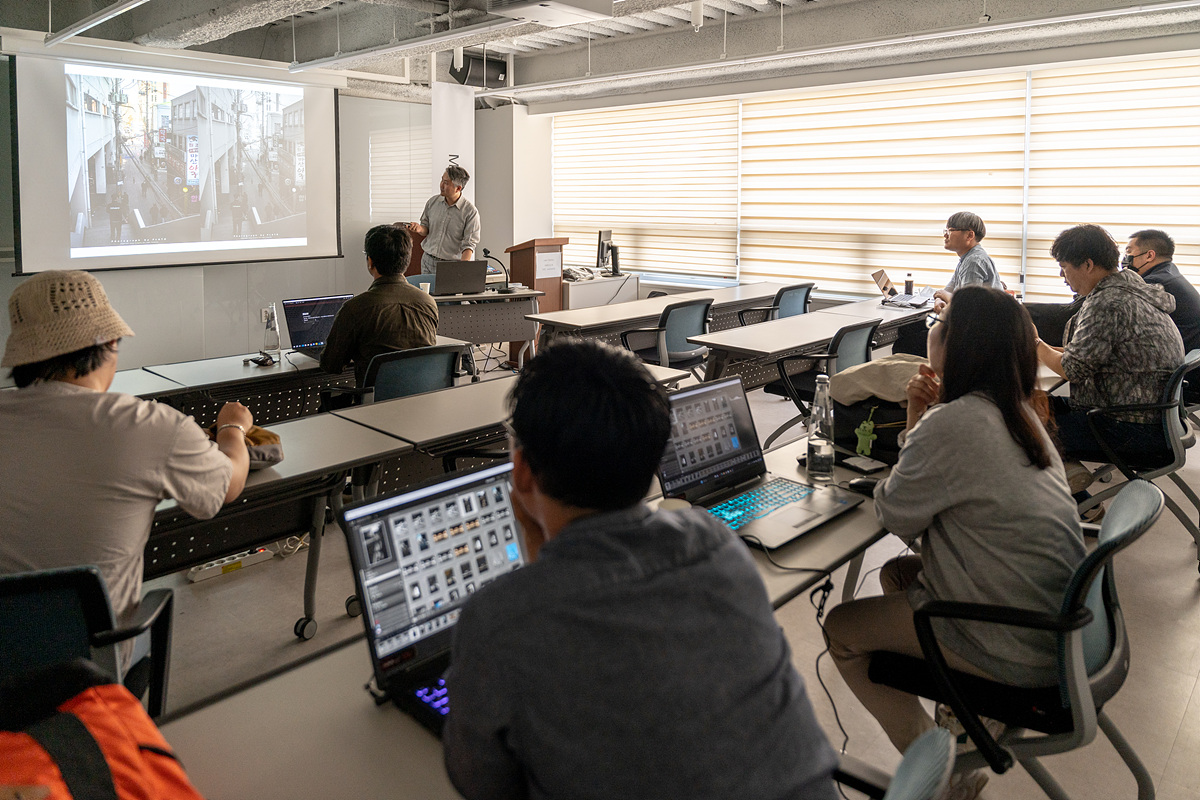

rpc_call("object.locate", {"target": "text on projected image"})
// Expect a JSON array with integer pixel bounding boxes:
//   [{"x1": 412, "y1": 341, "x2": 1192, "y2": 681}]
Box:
[{"x1": 66, "y1": 63, "x2": 308, "y2": 258}]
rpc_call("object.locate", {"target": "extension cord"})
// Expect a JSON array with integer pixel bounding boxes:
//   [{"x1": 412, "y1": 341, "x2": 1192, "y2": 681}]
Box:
[{"x1": 187, "y1": 547, "x2": 273, "y2": 583}]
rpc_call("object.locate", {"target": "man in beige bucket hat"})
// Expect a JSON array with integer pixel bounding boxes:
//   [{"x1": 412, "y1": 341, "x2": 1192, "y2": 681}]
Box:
[{"x1": 0, "y1": 270, "x2": 252, "y2": 670}]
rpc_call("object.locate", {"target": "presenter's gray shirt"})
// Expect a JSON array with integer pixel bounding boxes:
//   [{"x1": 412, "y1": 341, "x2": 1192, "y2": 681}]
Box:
[
  {"x1": 443, "y1": 504, "x2": 838, "y2": 800},
  {"x1": 944, "y1": 244, "x2": 1002, "y2": 292},
  {"x1": 420, "y1": 193, "x2": 481, "y2": 261}
]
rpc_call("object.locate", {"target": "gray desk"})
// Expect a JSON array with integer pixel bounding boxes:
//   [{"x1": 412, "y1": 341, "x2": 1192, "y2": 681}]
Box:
[
  {"x1": 109, "y1": 368, "x2": 186, "y2": 396},
  {"x1": 528, "y1": 282, "x2": 791, "y2": 348},
  {"x1": 689, "y1": 311, "x2": 853, "y2": 385},
  {"x1": 161, "y1": 638, "x2": 462, "y2": 800},
  {"x1": 149, "y1": 413, "x2": 414, "y2": 638},
  {"x1": 435, "y1": 290, "x2": 542, "y2": 368},
  {"x1": 821, "y1": 297, "x2": 932, "y2": 326},
  {"x1": 643, "y1": 363, "x2": 690, "y2": 389},
  {"x1": 159, "y1": 443, "x2": 887, "y2": 800},
  {"x1": 140, "y1": 336, "x2": 469, "y2": 427}
]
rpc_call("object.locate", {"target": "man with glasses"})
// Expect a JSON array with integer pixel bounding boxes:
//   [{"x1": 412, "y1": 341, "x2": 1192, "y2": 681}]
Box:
[
  {"x1": 443, "y1": 339, "x2": 839, "y2": 800},
  {"x1": 1124, "y1": 230, "x2": 1200, "y2": 358},
  {"x1": 934, "y1": 211, "x2": 1002, "y2": 306},
  {"x1": 895, "y1": 211, "x2": 1002, "y2": 356}
]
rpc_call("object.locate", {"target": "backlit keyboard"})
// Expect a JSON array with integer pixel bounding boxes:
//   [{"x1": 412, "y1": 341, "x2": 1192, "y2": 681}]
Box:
[
  {"x1": 415, "y1": 678, "x2": 450, "y2": 716},
  {"x1": 706, "y1": 478, "x2": 814, "y2": 531}
]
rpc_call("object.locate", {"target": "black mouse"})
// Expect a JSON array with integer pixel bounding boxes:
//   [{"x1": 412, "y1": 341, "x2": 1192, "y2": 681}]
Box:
[{"x1": 847, "y1": 477, "x2": 879, "y2": 496}]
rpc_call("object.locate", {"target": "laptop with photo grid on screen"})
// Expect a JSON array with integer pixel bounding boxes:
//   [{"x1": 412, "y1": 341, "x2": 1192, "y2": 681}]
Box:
[
  {"x1": 281, "y1": 294, "x2": 353, "y2": 358},
  {"x1": 656, "y1": 377, "x2": 864, "y2": 549},
  {"x1": 339, "y1": 461, "x2": 529, "y2": 737}
]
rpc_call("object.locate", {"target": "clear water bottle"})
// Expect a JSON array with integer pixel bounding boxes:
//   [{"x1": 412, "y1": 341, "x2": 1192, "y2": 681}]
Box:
[
  {"x1": 904, "y1": 272, "x2": 914, "y2": 295},
  {"x1": 807, "y1": 374, "x2": 835, "y2": 483},
  {"x1": 263, "y1": 301, "x2": 280, "y2": 359}
]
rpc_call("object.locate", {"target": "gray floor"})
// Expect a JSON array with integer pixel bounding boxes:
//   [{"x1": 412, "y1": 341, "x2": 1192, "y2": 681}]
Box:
[{"x1": 154, "y1": 373, "x2": 1200, "y2": 800}]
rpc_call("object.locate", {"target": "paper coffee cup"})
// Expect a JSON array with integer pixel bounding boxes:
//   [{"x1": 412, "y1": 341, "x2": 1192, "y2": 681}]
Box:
[{"x1": 420, "y1": 283, "x2": 431, "y2": 293}]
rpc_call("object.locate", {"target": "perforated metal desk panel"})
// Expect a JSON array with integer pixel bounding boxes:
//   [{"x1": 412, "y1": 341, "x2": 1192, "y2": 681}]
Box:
[{"x1": 434, "y1": 288, "x2": 542, "y2": 345}]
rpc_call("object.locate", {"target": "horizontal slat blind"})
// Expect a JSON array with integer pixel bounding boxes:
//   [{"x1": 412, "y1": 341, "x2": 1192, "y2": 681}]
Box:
[
  {"x1": 552, "y1": 100, "x2": 739, "y2": 279},
  {"x1": 1026, "y1": 56, "x2": 1200, "y2": 301},
  {"x1": 739, "y1": 72, "x2": 1028, "y2": 296},
  {"x1": 369, "y1": 124, "x2": 433, "y2": 224}
]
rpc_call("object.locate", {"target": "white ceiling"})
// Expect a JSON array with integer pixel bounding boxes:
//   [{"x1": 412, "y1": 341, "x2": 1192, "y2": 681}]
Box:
[{"x1": 5, "y1": 0, "x2": 1200, "y2": 106}]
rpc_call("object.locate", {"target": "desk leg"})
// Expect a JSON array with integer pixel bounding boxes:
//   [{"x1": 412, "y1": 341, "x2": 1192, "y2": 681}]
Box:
[
  {"x1": 704, "y1": 350, "x2": 730, "y2": 382},
  {"x1": 841, "y1": 552, "x2": 864, "y2": 603},
  {"x1": 295, "y1": 494, "x2": 328, "y2": 641}
]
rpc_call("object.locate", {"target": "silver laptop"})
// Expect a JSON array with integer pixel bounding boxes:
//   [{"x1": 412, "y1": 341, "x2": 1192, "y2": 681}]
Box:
[
  {"x1": 656, "y1": 377, "x2": 864, "y2": 549},
  {"x1": 281, "y1": 294, "x2": 353, "y2": 356}
]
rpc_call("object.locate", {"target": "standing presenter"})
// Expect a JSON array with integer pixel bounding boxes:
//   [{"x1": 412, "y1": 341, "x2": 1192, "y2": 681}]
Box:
[{"x1": 402, "y1": 165, "x2": 481, "y2": 278}]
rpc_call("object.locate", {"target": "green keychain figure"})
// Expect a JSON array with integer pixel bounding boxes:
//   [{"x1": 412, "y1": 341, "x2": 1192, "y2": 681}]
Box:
[{"x1": 854, "y1": 406, "x2": 878, "y2": 456}]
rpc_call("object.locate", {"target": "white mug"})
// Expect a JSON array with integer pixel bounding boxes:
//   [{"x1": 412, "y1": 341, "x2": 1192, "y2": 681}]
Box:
[{"x1": 419, "y1": 282, "x2": 431, "y2": 293}]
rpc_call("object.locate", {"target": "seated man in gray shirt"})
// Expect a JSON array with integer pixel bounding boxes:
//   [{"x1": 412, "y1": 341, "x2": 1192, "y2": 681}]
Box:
[
  {"x1": 443, "y1": 339, "x2": 838, "y2": 800},
  {"x1": 933, "y1": 210, "x2": 1003, "y2": 306}
]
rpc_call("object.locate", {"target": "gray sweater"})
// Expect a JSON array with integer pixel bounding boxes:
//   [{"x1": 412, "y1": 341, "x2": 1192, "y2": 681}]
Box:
[
  {"x1": 443, "y1": 504, "x2": 838, "y2": 800},
  {"x1": 874, "y1": 394, "x2": 1085, "y2": 686}
]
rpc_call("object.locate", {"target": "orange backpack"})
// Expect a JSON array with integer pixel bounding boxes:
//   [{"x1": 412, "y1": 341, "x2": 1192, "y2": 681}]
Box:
[{"x1": 0, "y1": 660, "x2": 206, "y2": 800}]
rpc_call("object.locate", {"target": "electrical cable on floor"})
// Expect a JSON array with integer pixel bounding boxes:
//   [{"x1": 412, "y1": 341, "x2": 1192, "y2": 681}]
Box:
[
  {"x1": 271, "y1": 533, "x2": 309, "y2": 558},
  {"x1": 809, "y1": 578, "x2": 851, "y2": 757}
]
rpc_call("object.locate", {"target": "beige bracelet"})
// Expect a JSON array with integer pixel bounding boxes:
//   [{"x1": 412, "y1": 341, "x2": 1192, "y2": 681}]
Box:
[{"x1": 217, "y1": 423, "x2": 246, "y2": 436}]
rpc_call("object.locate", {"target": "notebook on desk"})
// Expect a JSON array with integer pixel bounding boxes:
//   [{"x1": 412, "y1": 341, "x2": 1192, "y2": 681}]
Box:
[
  {"x1": 281, "y1": 294, "x2": 353, "y2": 357},
  {"x1": 340, "y1": 462, "x2": 530, "y2": 736},
  {"x1": 656, "y1": 377, "x2": 864, "y2": 549}
]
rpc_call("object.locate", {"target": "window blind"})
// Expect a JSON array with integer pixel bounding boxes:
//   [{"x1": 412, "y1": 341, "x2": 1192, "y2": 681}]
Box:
[
  {"x1": 739, "y1": 72, "x2": 1028, "y2": 296},
  {"x1": 552, "y1": 99, "x2": 739, "y2": 280},
  {"x1": 1026, "y1": 56, "x2": 1200, "y2": 301},
  {"x1": 369, "y1": 124, "x2": 433, "y2": 224}
]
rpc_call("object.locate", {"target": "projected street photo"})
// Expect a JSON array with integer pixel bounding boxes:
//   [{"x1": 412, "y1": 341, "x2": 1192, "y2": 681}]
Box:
[{"x1": 65, "y1": 64, "x2": 308, "y2": 257}]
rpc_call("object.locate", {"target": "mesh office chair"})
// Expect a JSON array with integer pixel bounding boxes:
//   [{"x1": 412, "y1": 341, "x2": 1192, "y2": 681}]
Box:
[
  {"x1": 1076, "y1": 349, "x2": 1200, "y2": 567},
  {"x1": 0, "y1": 566, "x2": 174, "y2": 719},
  {"x1": 646, "y1": 290, "x2": 669, "y2": 298},
  {"x1": 762, "y1": 317, "x2": 882, "y2": 448},
  {"x1": 737, "y1": 282, "x2": 815, "y2": 326},
  {"x1": 320, "y1": 344, "x2": 468, "y2": 408},
  {"x1": 867, "y1": 480, "x2": 1164, "y2": 800},
  {"x1": 620, "y1": 298, "x2": 714, "y2": 381}
]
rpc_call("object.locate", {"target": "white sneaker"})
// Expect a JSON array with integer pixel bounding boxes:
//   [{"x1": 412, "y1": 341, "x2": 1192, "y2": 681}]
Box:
[
  {"x1": 938, "y1": 769, "x2": 988, "y2": 800},
  {"x1": 1064, "y1": 460, "x2": 1096, "y2": 495},
  {"x1": 935, "y1": 703, "x2": 1006, "y2": 753}
]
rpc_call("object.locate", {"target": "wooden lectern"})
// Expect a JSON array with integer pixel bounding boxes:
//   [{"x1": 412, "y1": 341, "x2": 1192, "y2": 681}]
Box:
[{"x1": 505, "y1": 238, "x2": 568, "y2": 363}]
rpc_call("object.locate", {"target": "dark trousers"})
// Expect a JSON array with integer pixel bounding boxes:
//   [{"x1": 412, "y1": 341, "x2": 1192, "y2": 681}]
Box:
[{"x1": 1051, "y1": 395, "x2": 1170, "y2": 469}]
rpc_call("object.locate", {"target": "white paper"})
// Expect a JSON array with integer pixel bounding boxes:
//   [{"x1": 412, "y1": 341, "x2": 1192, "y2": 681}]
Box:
[{"x1": 535, "y1": 251, "x2": 562, "y2": 280}]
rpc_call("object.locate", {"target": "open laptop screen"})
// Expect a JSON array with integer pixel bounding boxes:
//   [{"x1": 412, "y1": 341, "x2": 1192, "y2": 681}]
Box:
[
  {"x1": 282, "y1": 294, "x2": 352, "y2": 352},
  {"x1": 342, "y1": 462, "x2": 528, "y2": 677},
  {"x1": 657, "y1": 377, "x2": 767, "y2": 502}
]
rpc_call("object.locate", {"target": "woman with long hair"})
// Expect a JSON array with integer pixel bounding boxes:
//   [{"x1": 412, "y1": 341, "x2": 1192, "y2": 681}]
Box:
[{"x1": 823, "y1": 286, "x2": 1085, "y2": 799}]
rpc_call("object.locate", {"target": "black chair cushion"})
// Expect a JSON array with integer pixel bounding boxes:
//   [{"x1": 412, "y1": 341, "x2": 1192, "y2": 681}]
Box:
[
  {"x1": 764, "y1": 369, "x2": 820, "y2": 400},
  {"x1": 632, "y1": 346, "x2": 705, "y2": 370},
  {"x1": 868, "y1": 651, "x2": 1073, "y2": 735}
]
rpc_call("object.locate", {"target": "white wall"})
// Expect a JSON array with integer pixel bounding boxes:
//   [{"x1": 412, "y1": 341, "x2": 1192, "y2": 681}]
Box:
[
  {"x1": 474, "y1": 104, "x2": 553, "y2": 271},
  {"x1": 0, "y1": 81, "x2": 432, "y2": 369}
]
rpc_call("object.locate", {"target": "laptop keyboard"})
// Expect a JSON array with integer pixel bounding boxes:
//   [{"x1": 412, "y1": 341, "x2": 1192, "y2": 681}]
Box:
[
  {"x1": 706, "y1": 478, "x2": 814, "y2": 531},
  {"x1": 415, "y1": 678, "x2": 450, "y2": 717}
]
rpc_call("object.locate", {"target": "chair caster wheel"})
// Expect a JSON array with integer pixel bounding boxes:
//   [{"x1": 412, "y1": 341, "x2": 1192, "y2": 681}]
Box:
[
  {"x1": 294, "y1": 616, "x2": 318, "y2": 640},
  {"x1": 346, "y1": 595, "x2": 362, "y2": 617}
]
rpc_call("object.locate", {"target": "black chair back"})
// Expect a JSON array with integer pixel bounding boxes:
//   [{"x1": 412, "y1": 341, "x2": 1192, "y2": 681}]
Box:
[{"x1": 362, "y1": 344, "x2": 466, "y2": 403}]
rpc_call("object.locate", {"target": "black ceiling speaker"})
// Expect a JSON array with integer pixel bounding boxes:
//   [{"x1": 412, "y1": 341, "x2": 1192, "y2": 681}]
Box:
[{"x1": 450, "y1": 56, "x2": 507, "y2": 88}]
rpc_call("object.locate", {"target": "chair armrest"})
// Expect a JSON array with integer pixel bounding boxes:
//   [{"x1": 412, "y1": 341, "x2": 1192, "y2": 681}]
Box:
[
  {"x1": 620, "y1": 326, "x2": 663, "y2": 351},
  {"x1": 913, "y1": 598, "x2": 1093, "y2": 633},
  {"x1": 93, "y1": 588, "x2": 173, "y2": 646},
  {"x1": 1084, "y1": 401, "x2": 1177, "y2": 478},
  {"x1": 737, "y1": 305, "x2": 775, "y2": 326},
  {"x1": 1085, "y1": 400, "x2": 1177, "y2": 416}
]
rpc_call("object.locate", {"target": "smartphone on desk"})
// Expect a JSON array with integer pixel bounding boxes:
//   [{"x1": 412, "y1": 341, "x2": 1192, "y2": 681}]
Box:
[{"x1": 842, "y1": 455, "x2": 888, "y2": 474}]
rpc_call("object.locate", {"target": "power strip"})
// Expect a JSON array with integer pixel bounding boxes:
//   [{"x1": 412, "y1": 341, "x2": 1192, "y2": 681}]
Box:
[{"x1": 187, "y1": 547, "x2": 274, "y2": 583}]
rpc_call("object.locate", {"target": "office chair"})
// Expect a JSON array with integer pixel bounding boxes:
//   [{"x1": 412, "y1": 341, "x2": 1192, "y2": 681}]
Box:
[
  {"x1": 619, "y1": 297, "x2": 714, "y2": 381},
  {"x1": 646, "y1": 290, "x2": 669, "y2": 298},
  {"x1": 1076, "y1": 349, "x2": 1200, "y2": 567},
  {"x1": 762, "y1": 317, "x2": 882, "y2": 448},
  {"x1": 737, "y1": 282, "x2": 815, "y2": 326},
  {"x1": 406, "y1": 273, "x2": 436, "y2": 293},
  {"x1": 319, "y1": 344, "x2": 468, "y2": 408},
  {"x1": 867, "y1": 479, "x2": 1164, "y2": 800},
  {"x1": 0, "y1": 566, "x2": 174, "y2": 720},
  {"x1": 835, "y1": 727, "x2": 956, "y2": 800}
]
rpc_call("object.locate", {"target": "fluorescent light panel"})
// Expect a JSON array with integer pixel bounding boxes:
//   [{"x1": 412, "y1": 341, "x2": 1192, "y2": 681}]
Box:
[{"x1": 45, "y1": 0, "x2": 152, "y2": 48}]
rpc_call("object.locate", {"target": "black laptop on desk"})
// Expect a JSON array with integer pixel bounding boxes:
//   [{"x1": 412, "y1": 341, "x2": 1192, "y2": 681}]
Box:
[
  {"x1": 433, "y1": 261, "x2": 489, "y2": 296},
  {"x1": 340, "y1": 462, "x2": 530, "y2": 736},
  {"x1": 657, "y1": 377, "x2": 864, "y2": 549},
  {"x1": 281, "y1": 294, "x2": 353, "y2": 357}
]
